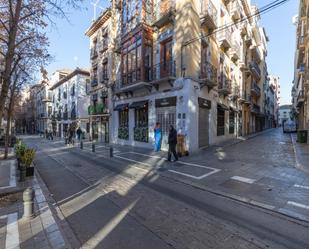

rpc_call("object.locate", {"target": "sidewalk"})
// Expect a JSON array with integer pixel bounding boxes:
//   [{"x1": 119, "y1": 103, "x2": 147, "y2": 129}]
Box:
[
  {"x1": 291, "y1": 133, "x2": 309, "y2": 173},
  {"x1": 0, "y1": 157, "x2": 69, "y2": 249}
]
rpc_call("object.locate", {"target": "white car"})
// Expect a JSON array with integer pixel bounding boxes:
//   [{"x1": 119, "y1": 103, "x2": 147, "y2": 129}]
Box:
[{"x1": 283, "y1": 120, "x2": 297, "y2": 133}]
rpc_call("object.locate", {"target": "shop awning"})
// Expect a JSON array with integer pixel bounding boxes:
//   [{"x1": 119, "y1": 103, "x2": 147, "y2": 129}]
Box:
[
  {"x1": 217, "y1": 103, "x2": 229, "y2": 111},
  {"x1": 129, "y1": 101, "x2": 148, "y2": 109},
  {"x1": 114, "y1": 104, "x2": 129, "y2": 111}
]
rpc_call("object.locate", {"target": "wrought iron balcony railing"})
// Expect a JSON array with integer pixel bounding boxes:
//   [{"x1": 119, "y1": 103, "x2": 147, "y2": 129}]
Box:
[
  {"x1": 217, "y1": 29, "x2": 232, "y2": 49},
  {"x1": 91, "y1": 78, "x2": 98, "y2": 87},
  {"x1": 200, "y1": 0, "x2": 217, "y2": 30},
  {"x1": 88, "y1": 103, "x2": 107, "y2": 115},
  {"x1": 249, "y1": 61, "x2": 261, "y2": 79},
  {"x1": 218, "y1": 74, "x2": 232, "y2": 95},
  {"x1": 230, "y1": 0, "x2": 242, "y2": 20},
  {"x1": 251, "y1": 81, "x2": 261, "y2": 96},
  {"x1": 200, "y1": 61, "x2": 217, "y2": 87},
  {"x1": 153, "y1": 0, "x2": 176, "y2": 28}
]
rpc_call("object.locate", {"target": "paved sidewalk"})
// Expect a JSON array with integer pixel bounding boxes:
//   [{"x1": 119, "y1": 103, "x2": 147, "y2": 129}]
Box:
[
  {"x1": 291, "y1": 133, "x2": 309, "y2": 173},
  {"x1": 0, "y1": 158, "x2": 68, "y2": 249}
]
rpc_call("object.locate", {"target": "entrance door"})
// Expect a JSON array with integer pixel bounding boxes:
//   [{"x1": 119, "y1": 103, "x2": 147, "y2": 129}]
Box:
[
  {"x1": 160, "y1": 38, "x2": 173, "y2": 78},
  {"x1": 92, "y1": 122, "x2": 98, "y2": 140},
  {"x1": 156, "y1": 106, "x2": 176, "y2": 150},
  {"x1": 100, "y1": 122, "x2": 109, "y2": 143},
  {"x1": 198, "y1": 107, "x2": 209, "y2": 147}
]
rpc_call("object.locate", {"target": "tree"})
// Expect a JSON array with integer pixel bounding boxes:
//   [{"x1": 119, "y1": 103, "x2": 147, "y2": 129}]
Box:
[{"x1": 0, "y1": 0, "x2": 84, "y2": 129}]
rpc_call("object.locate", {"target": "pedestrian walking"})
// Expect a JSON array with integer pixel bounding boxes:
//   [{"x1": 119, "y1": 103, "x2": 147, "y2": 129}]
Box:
[
  {"x1": 69, "y1": 128, "x2": 75, "y2": 146},
  {"x1": 76, "y1": 127, "x2": 82, "y2": 141},
  {"x1": 167, "y1": 125, "x2": 178, "y2": 162},
  {"x1": 154, "y1": 122, "x2": 162, "y2": 152}
]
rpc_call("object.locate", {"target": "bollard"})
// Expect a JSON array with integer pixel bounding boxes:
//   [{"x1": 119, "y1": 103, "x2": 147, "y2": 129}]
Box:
[
  {"x1": 92, "y1": 143, "x2": 95, "y2": 152},
  {"x1": 23, "y1": 188, "x2": 35, "y2": 219},
  {"x1": 80, "y1": 141, "x2": 83, "y2": 150},
  {"x1": 19, "y1": 165, "x2": 26, "y2": 182},
  {"x1": 109, "y1": 147, "x2": 113, "y2": 158}
]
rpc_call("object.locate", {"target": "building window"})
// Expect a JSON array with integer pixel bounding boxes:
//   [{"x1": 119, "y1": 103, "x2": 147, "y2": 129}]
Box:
[
  {"x1": 63, "y1": 91, "x2": 67, "y2": 99},
  {"x1": 119, "y1": 109, "x2": 129, "y2": 127},
  {"x1": 135, "y1": 105, "x2": 148, "y2": 127},
  {"x1": 71, "y1": 84, "x2": 75, "y2": 96},
  {"x1": 217, "y1": 106, "x2": 225, "y2": 136},
  {"x1": 229, "y1": 111, "x2": 235, "y2": 134},
  {"x1": 102, "y1": 61, "x2": 108, "y2": 81}
]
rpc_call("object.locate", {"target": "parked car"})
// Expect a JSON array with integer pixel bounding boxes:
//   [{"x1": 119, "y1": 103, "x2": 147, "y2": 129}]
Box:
[{"x1": 283, "y1": 119, "x2": 297, "y2": 133}]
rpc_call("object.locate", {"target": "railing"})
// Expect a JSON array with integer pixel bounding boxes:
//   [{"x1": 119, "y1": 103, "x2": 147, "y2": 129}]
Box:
[
  {"x1": 91, "y1": 78, "x2": 98, "y2": 87},
  {"x1": 200, "y1": 61, "x2": 217, "y2": 83},
  {"x1": 99, "y1": 39, "x2": 109, "y2": 52},
  {"x1": 251, "y1": 104, "x2": 260, "y2": 114},
  {"x1": 118, "y1": 60, "x2": 176, "y2": 89},
  {"x1": 231, "y1": 85, "x2": 240, "y2": 97},
  {"x1": 297, "y1": 90, "x2": 305, "y2": 101},
  {"x1": 218, "y1": 74, "x2": 232, "y2": 92},
  {"x1": 151, "y1": 60, "x2": 176, "y2": 81},
  {"x1": 71, "y1": 110, "x2": 76, "y2": 119},
  {"x1": 63, "y1": 112, "x2": 68, "y2": 120},
  {"x1": 250, "y1": 61, "x2": 261, "y2": 77},
  {"x1": 200, "y1": 0, "x2": 217, "y2": 26},
  {"x1": 88, "y1": 103, "x2": 107, "y2": 115},
  {"x1": 217, "y1": 28, "x2": 232, "y2": 46},
  {"x1": 251, "y1": 81, "x2": 261, "y2": 96},
  {"x1": 90, "y1": 48, "x2": 98, "y2": 59},
  {"x1": 153, "y1": 0, "x2": 176, "y2": 23},
  {"x1": 231, "y1": 41, "x2": 240, "y2": 58},
  {"x1": 230, "y1": 0, "x2": 242, "y2": 16}
]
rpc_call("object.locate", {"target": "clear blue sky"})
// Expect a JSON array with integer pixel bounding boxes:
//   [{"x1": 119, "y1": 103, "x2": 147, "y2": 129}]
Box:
[{"x1": 46, "y1": 0, "x2": 297, "y2": 106}]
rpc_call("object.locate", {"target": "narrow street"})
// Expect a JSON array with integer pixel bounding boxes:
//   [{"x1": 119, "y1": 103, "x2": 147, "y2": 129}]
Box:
[{"x1": 23, "y1": 129, "x2": 309, "y2": 249}]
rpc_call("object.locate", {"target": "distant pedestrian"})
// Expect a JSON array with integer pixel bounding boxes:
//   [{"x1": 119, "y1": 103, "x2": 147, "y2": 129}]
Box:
[
  {"x1": 69, "y1": 128, "x2": 75, "y2": 146},
  {"x1": 154, "y1": 122, "x2": 162, "y2": 152},
  {"x1": 76, "y1": 127, "x2": 82, "y2": 141},
  {"x1": 167, "y1": 125, "x2": 178, "y2": 162}
]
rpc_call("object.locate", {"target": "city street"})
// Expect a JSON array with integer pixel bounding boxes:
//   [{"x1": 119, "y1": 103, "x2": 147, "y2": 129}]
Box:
[{"x1": 23, "y1": 128, "x2": 309, "y2": 249}]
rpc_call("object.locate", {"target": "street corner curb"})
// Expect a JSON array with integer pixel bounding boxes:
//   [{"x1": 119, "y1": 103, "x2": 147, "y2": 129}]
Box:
[{"x1": 34, "y1": 168, "x2": 82, "y2": 249}]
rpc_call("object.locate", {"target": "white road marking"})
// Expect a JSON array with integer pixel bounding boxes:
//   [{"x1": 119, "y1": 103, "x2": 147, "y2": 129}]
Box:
[
  {"x1": 294, "y1": 184, "x2": 309, "y2": 190},
  {"x1": 287, "y1": 201, "x2": 309, "y2": 210},
  {"x1": 115, "y1": 152, "x2": 221, "y2": 180},
  {"x1": 0, "y1": 160, "x2": 16, "y2": 190},
  {"x1": 231, "y1": 176, "x2": 256, "y2": 184},
  {"x1": 6, "y1": 212, "x2": 20, "y2": 249}
]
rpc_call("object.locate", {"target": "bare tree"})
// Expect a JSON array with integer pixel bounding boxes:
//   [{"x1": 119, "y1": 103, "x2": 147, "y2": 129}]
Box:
[{"x1": 0, "y1": 0, "x2": 84, "y2": 129}]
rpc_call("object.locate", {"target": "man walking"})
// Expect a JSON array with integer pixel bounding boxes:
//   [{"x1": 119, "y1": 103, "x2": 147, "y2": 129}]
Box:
[{"x1": 168, "y1": 125, "x2": 178, "y2": 162}]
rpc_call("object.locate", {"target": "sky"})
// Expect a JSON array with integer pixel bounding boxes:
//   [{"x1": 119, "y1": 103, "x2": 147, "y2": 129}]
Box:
[{"x1": 45, "y1": 0, "x2": 298, "y2": 106}]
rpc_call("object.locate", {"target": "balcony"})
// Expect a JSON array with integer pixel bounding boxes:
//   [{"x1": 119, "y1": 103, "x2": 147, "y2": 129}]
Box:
[
  {"x1": 42, "y1": 97, "x2": 52, "y2": 102},
  {"x1": 88, "y1": 103, "x2": 108, "y2": 115},
  {"x1": 200, "y1": 0, "x2": 217, "y2": 30},
  {"x1": 231, "y1": 85, "x2": 240, "y2": 99},
  {"x1": 217, "y1": 29, "x2": 232, "y2": 50},
  {"x1": 200, "y1": 61, "x2": 218, "y2": 88},
  {"x1": 152, "y1": 0, "x2": 176, "y2": 29},
  {"x1": 90, "y1": 48, "x2": 98, "y2": 59},
  {"x1": 230, "y1": 41, "x2": 240, "y2": 61},
  {"x1": 63, "y1": 112, "x2": 68, "y2": 120},
  {"x1": 71, "y1": 109, "x2": 76, "y2": 120},
  {"x1": 218, "y1": 74, "x2": 232, "y2": 96},
  {"x1": 91, "y1": 78, "x2": 98, "y2": 87},
  {"x1": 251, "y1": 104, "x2": 260, "y2": 114},
  {"x1": 245, "y1": 33, "x2": 252, "y2": 46},
  {"x1": 249, "y1": 61, "x2": 261, "y2": 79},
  {"x1": 239, "y1": 91, "x2": 251, "y2": 105},
  {"x1": 251, "y1": 46, "x2": 262, "y2": 63},
  {"x1": 99, "y1": 39, "x2": 109, "y2": 52},
  {"x1": 100, "y1": 71, "x2": 109, "y2": 83},
  {"x1": 151, "y1": 60, "x2": 176, "y2": 85},
  {"x1": 240, "y1": 20, "x2": 249, "y2": 36},
  {"x1": 298, "y1": 63, "x2": 305, "y2": 75},
  {"x1": 251, "y1": 81, "x2": 261, "y2": 97},
  {"x1": 297, "y1": 90, "x2": 305, "y2": 107},
  {"x1": 230, "y1": 0, "x2": 242, "y2": 21}
]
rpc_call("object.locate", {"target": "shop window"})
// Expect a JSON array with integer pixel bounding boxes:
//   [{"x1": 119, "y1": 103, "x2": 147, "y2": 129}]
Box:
[
  {"x1": 119, "y1": 109, "x2": 129, "y2": 127},
  {"x1": 229, "y1": 111, "x2": 235, "y2": 134},
  {"x1": 135, "y1": 105, "x2": 148, "y2": 127},
  {"x1": 217, "y1": 107, "x2": 225, "y2": 136}
]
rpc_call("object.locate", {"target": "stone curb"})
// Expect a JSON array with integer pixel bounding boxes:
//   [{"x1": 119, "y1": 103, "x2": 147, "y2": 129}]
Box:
[{"x1": 34, "y1": 167, "x2": 82, "y2": 249}]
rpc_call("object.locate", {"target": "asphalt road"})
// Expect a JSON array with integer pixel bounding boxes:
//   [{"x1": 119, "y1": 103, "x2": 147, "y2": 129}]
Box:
[{"x1": 24, "y1": 135, "x2": 309, "y2": 249}]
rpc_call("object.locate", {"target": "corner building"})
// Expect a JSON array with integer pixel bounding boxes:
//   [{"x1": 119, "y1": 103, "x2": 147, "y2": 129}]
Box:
[{"x1": 88, "y1": 0, "x2": 270, "y2": 152}]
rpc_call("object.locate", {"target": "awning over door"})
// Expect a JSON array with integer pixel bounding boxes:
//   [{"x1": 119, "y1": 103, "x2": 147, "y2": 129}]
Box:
[
  {"x1": 129, "y1": 101, "x2": 148, "y2": 109},
  {"x1": 114, "y1": 104, "x2": 129, "y2": 111}
]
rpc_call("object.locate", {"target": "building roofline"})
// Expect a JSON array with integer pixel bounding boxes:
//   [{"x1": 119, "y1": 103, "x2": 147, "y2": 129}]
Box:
[
  {"x1": 50, "y1": 68, "x2": 90, "y2": 90},
  {"x1": 85, "y1": 8, "x2": 112, "y2": 37}
]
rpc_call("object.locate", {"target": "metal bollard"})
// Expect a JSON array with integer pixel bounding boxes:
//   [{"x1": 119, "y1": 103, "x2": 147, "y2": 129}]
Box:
[
  {"x1": 109, "y1": 147, "x2": 113, "y2": 158},
  {"x1": 92, "y1": 143, "x2": 95, "y2": 152},
  {"x1": 19, "y1": 165, "x2": 26, "y2": 182},
  {"x1": 23, "y1": 188, "x2": 35, "y2": 219},
  {"x1": 80, "y1": 141, "x2": 83, "y2": 149}
]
